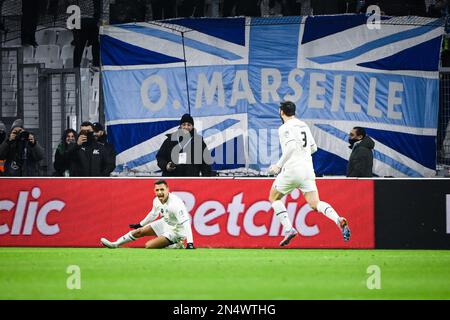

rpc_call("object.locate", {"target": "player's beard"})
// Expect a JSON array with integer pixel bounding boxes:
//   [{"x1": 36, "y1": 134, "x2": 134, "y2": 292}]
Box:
[{"x1": 279, "y1": 112, "x2": 284, "y2": 124}]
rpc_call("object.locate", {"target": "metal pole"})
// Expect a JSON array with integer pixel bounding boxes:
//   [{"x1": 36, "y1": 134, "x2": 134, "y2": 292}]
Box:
[{"x1": 181, "y1": 32, "x2": 191, "y2": 114}]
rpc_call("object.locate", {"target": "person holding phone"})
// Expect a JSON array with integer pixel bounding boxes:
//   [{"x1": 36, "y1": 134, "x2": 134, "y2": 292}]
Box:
[
  {"x1": 66, "y1": 121, "x2": 116, "y2": 176},
  {"x1": 156, "y1": 114, "x2": 214, "y2": 177}
]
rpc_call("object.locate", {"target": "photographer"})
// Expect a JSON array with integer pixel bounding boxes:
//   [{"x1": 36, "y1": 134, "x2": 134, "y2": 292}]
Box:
[
  {"x1": 67, "y1": 121, "x2": 116, "y2": 176},
  {"x1": 0, "y1": 122, "x2": 45, "y2": 176}
]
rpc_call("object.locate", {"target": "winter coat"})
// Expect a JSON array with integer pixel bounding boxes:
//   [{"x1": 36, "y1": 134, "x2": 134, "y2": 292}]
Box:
[
  {"x1": 347, "y1": 136, "x2": 375, "y2": 177},
  {"x1": 0, "y1": 137, "x2": 45, "y2": 176},
  {"x1": 156, "y1": 129, "x2": 213, "y2": 177},
  {"x1": 66, "y1": 140, "x2": 116, "y2": 176},
  {"x1": 97, "y1": 134, "x2": 117, "y2": 169},
  {"x1": 53, "y1": 141, "x2": 76, "y2": 176}
]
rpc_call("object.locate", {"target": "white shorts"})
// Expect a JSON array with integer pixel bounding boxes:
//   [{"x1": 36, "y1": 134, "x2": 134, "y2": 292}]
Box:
[
  {"x1": 149, "y1": 220, "x2": 185, "y2": 244},
  {"x1": 272, "y1": 168, "x2": 318, "y2": 195}
]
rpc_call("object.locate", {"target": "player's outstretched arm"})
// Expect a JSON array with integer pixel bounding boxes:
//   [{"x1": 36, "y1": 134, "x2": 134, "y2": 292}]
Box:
[
  {"x1": 182, "y1": 219, "x2": 195, "y2": 249},
  {"x1": 139, "y1": 207, "x2": 158, "y2": 226}
]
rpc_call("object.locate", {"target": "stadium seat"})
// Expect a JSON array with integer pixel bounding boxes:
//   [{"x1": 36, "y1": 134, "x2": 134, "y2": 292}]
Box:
[
  {"x1": 22, "y1": 45, "x2": 35, "y2": 63},
  {"x1": 47, "y1": 59, "x2": 64, "y2": 69},
  {"x1": 36, "y1": 29, "x2": 57, "y2": 45},
  {"x1": 35, "y1": 45, "x2": 60, "y2": 64},
  {"x1": 60, "y1": 45, "x2": 74, "y2": 60},
  {"x1": 56, "y1": 30, "x2": 74, "y2": 47},
  {"x1": 63, "y1": 58, "x2": 74, "y2": 69}
]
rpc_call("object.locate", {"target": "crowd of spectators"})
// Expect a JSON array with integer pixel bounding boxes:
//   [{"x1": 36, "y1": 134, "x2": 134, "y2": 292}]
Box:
[
  {"x1": 0, "y1": 115, "x2": 216, "y2": 177},
  {"x1": 0, "y1": 119, "x2": 117, "y2": 177}
]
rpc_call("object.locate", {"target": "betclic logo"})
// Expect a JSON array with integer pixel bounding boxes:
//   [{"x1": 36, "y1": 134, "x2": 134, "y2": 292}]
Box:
[
  {"x1": 173, "y1": 189, "x2": 320, "y2": 237},
  {"x1": 0, "y1": 187, "x2": 65, "y2": 235}
]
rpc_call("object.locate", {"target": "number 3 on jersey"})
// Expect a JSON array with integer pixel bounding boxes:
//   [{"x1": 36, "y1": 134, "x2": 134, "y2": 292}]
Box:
[{"x1": 301, "y1": 131, "x2": 307, "y2": 147}]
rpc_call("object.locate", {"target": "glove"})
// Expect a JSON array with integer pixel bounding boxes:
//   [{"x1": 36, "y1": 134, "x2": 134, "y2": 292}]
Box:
[
  {"x1": 186, "y1": 242, "x2": 195, "y2": 249},
  {"x1": 129, "y1": 223, "x2": 142, "y2": 229}
]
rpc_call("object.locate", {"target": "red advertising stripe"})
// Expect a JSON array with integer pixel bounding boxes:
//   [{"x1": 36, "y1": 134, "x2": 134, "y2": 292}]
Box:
[{"x1": 0, "y1": 178, "x2": 374, "y2": 248}]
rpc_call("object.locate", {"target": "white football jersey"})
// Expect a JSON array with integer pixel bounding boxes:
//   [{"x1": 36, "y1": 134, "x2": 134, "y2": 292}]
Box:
[
  {"x1": 278, "y1": 118, "x2": 317, "y2": 170},
  {"x1": 140, "y1": 193, "x2": 190, "y2": 234}
]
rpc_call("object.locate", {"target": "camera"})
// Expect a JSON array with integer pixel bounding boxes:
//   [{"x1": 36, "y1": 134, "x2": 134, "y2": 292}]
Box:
[
  {"x1": 80, "y1": 130, "x2": 94, "y2": 143},
  {"x1": 17, "y1": 130, "x2": 30, "y2": 141},
  {"x1": 80, "y1": 130, "x2": 94, "y2": 138}
]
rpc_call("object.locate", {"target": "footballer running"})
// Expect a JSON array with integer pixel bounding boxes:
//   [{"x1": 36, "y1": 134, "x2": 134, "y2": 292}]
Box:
[{"x1": 268, "y1": 101, "x2": 351, "y2": 246}]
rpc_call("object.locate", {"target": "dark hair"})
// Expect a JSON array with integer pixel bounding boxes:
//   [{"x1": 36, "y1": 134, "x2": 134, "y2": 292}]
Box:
[
  {"x1": 353, "y1": 127, "x2": 366, "y2": 138},
  {"x1": 80, "y1": 121, "x2": 93, "y2": 128},
  {"x1": 154, "y1": 179, "x2": 168, "y2": 187},
  {"x1": 62, "y1": 129, "x2": 78, "y2": 143},
  {"x1": 92, "y1": 122, "x2": 104, "y2": 132},
  {"x1": 279, "y1": 101, "x2": 296, "y2": 116}
]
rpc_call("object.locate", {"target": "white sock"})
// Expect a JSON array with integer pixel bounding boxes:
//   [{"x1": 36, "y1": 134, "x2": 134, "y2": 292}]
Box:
[
  {"x1": 114, "y1": 231, "x2": 136, "y2": 246},
  {"x1": 317, "y1": 201, "x2": 340, "y2": 225},
  {"x1": 272, "y1": 200, "x2": 294, "y2": 233}
]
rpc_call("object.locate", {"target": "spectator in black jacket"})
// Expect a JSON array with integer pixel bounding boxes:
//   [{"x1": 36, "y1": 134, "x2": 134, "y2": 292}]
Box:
[
  {"x1": 156, "y1": 114, "x2": 213, "y2": 177},
  {"x1": 0, "y1": 121, "x2": 6, "y2": 145},
  {"x1": 0, "y1": 120, "x2": 45, "y2": 176},
  {"x1": 67, "y1": 121, "x2": 116, "y2": 176},
  {"x1": 93, "y1": 122, "x2": 116, "y2": 169},
  {"x1": 347, "y1": 127, "x2": 375, "y2": 177},
  {"x1": 53, "y1": 128, "x2": 77, "y2": 176}
]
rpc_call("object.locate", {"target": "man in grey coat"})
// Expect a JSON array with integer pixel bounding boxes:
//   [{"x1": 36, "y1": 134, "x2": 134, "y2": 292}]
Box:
[{"x1": 347, "y1": 127, "x2": 375, "y2": 177}]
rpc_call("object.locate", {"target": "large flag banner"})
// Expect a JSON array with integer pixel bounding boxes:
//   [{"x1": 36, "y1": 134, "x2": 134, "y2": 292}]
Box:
[{"x1": 100, "y1": 15, "x2": 444, "y2": 177}]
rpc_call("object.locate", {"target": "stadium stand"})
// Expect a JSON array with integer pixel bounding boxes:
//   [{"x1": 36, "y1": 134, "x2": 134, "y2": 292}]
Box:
[{"x1": 0, "y1": 0, "x2": 449, "y2": 176}]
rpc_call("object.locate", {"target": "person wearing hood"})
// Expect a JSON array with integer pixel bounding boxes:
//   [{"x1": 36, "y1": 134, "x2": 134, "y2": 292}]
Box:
[
  {"x1": 53, "y1": 128, "x2": 78, "y2": 176},
  {"x1": 156, "y1": 114, "x2": 214, "y2": 177},
  {"x1": 0, "y1": 119, "x2": 45, "y2": 176},
  {"x1": 93, "y1": 122, "x2": 116, "y2": 171},
  {"x1": 66, "y1": 121, "x2": 116, "y2": 176},
  {"x1": 347, "y1": 127, "x2": 375, "y2": 177}
]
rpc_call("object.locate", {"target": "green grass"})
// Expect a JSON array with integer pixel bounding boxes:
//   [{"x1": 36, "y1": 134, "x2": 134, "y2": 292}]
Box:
[{"x1": 0, "y1": 248, "x2": 449, "y2": 299}]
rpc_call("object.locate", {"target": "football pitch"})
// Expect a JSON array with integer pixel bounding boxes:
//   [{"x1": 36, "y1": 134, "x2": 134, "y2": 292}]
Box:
[{"x1": 1, "y1": 248, "x2": 449, "y2": 300}]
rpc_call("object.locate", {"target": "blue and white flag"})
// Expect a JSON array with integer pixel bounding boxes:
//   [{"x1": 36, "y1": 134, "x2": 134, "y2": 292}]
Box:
[{"x1": 100, "y1": 15, "x2": 444, "y2": 176}]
